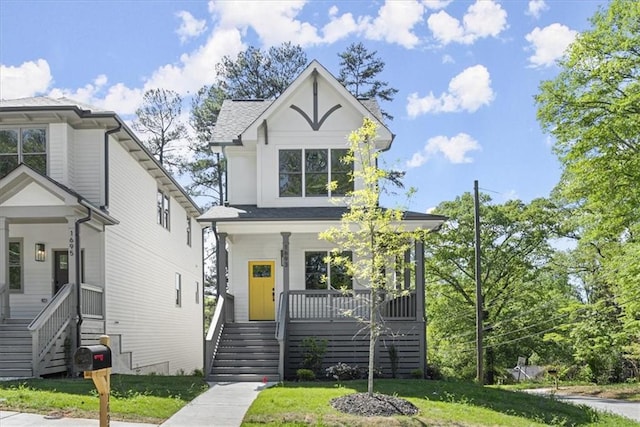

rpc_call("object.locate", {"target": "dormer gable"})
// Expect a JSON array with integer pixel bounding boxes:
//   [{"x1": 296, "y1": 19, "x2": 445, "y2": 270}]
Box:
[{"x1": 239, "y1": 60, "x2": 393, "y2": 150}]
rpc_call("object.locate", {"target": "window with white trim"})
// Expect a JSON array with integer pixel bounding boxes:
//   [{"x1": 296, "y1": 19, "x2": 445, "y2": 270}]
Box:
[
  {"x1": 304, "y1": 251, "x2": 353, "y2": 290},
  {"x1": 0, "y1": 127, "x2": 47, "y2": 178},
  {"x1": 157, "y1": 190, "x2": 170, "y2": 229},
  {"x1": 279, "y1": 148, "x2": 352, "y2": 197}
]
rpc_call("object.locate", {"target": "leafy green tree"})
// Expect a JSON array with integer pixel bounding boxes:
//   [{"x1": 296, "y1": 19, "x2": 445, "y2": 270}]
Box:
[
  {"x1": 536, "y1": 0, "x2": 640, "y2": 377},
  {"x1": 319, "y1": 118, "x2": 426, "y2": 395},
  {"x1": 338, "y1": 42, "x2": 398, "y2": 120},
  {"x1": 425, "y1": 194, "x2": 572, "y2": 383},
  {"x1": 133, "y1": 88, "x2": 187, "y2": 170}
]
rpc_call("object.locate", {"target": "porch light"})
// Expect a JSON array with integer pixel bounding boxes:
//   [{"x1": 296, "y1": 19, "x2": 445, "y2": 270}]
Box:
[{"x1": 35, "y1": 243, "x2": 46, "y2": 262}]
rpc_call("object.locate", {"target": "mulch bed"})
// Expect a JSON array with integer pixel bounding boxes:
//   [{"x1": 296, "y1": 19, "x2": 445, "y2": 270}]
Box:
[{"x1": 330, "y1": 392, "x2": 419, "y2": 417}]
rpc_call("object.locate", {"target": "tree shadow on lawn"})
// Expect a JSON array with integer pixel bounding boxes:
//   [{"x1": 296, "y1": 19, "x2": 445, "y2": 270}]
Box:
[{"x1": 288, "y1": 379, "x2": 603, "y2": 426}]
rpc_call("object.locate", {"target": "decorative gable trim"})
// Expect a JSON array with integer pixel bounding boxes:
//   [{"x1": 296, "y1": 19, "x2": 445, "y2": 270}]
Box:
[{"x1": 289, "y1": 69, "x2": 342, "y2": 131}]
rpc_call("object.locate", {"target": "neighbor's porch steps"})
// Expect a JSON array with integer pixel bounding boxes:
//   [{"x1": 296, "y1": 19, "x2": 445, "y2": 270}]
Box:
[
  {"x1": 0, "y1": 319, "x2": 33, "y2": 377},
  {"x1": 209, "y1": 322, "x2": 279, "y2": 382}
]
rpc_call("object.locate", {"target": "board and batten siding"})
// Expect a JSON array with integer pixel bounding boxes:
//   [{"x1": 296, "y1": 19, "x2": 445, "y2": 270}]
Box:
[
  {"x1": 225, "y1": 147, "x2": 257, "y2": 205},
  {"x1": 104, "y1": 138, "x2": 202, "y2": 375}
]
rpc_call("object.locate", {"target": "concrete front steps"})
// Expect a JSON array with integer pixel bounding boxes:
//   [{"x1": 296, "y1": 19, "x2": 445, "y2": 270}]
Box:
[
  {"x1": 0, "y1": 319, "x2": 33, "y2": 377},
  {"x1": 209, "y1": 322, "x2": 279, "y2": 382}
]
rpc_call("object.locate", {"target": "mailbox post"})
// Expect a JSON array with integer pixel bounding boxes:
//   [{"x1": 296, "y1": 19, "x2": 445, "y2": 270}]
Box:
[{"x1": 74, "y1": 335, "x2": 112, "y2": 427}]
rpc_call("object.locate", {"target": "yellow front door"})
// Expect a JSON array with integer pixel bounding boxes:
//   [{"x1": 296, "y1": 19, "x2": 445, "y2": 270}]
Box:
[{"x1": 249, "y1": 261, "x2": 276, "y2": 320}]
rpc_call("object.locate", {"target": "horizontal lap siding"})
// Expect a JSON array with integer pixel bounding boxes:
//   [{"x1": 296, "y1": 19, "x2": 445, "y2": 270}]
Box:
[{"x1": 285, "y1": 320, "x2": 424, "y2": 379}]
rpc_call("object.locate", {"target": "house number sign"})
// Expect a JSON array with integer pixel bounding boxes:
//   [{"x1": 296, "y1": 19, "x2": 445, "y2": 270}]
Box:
[{"x1": 69, "y1": 230, "x2": 75, "y2": 257}]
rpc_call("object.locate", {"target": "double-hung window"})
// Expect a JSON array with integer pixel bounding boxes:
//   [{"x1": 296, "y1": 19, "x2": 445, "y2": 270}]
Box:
[
  {"x1": 157, "y1": 190, "x2": 170, "y2": 229},
  {"x1": 304, "y1": 251, "x2": 353, "y2": 290},
  {"x1": 279, "y1": 148, "x2": 352, "y2": 197},
  {"x1": 0, "y1": 127, "x2": 47, "y2": 178}
]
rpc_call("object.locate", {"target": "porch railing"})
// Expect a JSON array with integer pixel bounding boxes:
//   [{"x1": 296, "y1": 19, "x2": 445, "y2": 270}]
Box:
[
  {"x1": 287, "y1": 289, "x2": 417, "y2": 321},
  {"x1": 204, "y1": 293, "x2": 234, "y2": 377},
  {"x1": 28, "y1": 283, "x2": 105, "y2": 377}
]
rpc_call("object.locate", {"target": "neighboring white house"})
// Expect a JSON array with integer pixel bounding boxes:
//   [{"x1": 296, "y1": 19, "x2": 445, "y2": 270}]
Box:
[
  {"x1": 0, "y1": 97, "x2": 203, "y2": 377},
  {"x1": 200, "y1": 60, "x2": 447, "y2": 381}
]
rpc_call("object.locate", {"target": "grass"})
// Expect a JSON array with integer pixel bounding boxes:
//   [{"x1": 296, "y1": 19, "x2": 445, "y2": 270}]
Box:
[
  {"x1": 243, "y1": 379, "x2": 640, "y2": 426},
  {"x1": 0, "y1": 374, "x2": 209, "y2": 424}
]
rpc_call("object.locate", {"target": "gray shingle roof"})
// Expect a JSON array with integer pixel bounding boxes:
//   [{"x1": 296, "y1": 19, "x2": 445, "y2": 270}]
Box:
[
  {"x1": 211, "y1": 99, "x2": 271, "y2": 143},
  {"x1": 0, "y1": 96, "x2": 112, "y2": 113},
  {"x1": 199, "y1": 204, "x2": 447, "y2": 223}
]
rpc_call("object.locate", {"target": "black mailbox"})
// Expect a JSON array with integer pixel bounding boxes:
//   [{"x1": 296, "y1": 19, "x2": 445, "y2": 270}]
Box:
[{"x1": 74, "y1": 345, "x2": 112, "y2": 371}]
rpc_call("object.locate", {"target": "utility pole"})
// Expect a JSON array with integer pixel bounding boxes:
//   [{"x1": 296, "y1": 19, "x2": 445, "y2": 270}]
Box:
[{"x1": 473, "y1": 180, "x2": 484, "y2": 385}]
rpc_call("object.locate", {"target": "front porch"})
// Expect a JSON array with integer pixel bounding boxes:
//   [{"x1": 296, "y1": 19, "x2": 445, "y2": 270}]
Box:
[{"x1": 206, "y1": 286, "x2": 426, "y2": 381}]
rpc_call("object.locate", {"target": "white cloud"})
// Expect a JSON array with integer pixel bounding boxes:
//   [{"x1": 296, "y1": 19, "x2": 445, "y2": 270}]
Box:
[
  {"x1": 442, "y1": 54, "x2": 455, "y2": 64},
  {"x1": 501, "y1": 189, "x2": 519, "y2": 201},
  {"x1": 208, "y1": 0, "x2": 321, "y2": 47},
  {"x1": 322, "y1": 6, "x2": 358, "y2": 43},
  {"x1": 407, "y1": 133, "x2": 481, "y2": 167},
  {"x1": 176, "y1": 11, "x2": 207, "y2": 43},
  {"x1": 525, "y1": 23, "x2": 577, "y2": 67},
  {"x1": 422, "y1": 0, "x2": 452, "y2": 10},
  {"x1": 0, "y1": 59, "x2": 52, "y2": 99},
  {"x1": 406, "y1": 64, "x2": 494, "y2": 117},
  {"x1": 526, "y1": 0, "x2": 548, "y2": 19},
  {"x1": 427, "y1": 0, "x2": 507, "y2": 45},
  {"x1": 359, "y1": 0, "x2": 424, "y2": 48}
]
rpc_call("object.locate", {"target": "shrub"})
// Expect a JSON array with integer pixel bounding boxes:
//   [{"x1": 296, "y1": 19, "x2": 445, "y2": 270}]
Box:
[
  {"x1": 410, "y1": 369, "x2": 424, "y2": 379},
  {"x1": 296, "y1": 369, "x2": 316, "y2": 381},
  {"x1": 326, "y1": 362, "x2": 362, "y2": 380},
  {"x1": 300, "y1": 337, "x2": 327, "y2": 374},
  {"x1": 387, "y1": 344, "x2": 399, "y2": 378}
]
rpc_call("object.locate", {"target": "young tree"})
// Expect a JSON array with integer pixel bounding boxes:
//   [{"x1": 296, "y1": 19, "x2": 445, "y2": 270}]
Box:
[
  {"x1": 319, "y1": 117, "x2": 425, "y2": 395},
  {"x1": 133, "y1": 88, "x2": 187, "y2": 170},
  {"x1": 338, "y1": 42, "x2": 398, "y2": 120}
]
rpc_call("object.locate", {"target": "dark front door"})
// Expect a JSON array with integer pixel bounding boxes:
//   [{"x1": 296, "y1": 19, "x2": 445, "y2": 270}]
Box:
[{"x1": 53, "y1": 250, "x2": 69, "y2": 294}]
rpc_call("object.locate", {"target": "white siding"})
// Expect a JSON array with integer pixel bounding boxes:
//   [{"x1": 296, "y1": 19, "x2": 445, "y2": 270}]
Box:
[
  {"x1": 104, "y1": 139, "x2": 203, "y2": 374},
  {"x1": 48, "y1": 123, "x2": 71, "y2": 186},
  {"x1": 73, "y1": 129, "x2": 104, "y2": 206}
]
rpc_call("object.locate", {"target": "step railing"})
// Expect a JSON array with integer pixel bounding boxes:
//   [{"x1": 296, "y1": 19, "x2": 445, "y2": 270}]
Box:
[
  {"x1": 28, "y1": 283, "x2": 105, "y2": 377},
  {"x1": 275, "y1": 292, "x2": 288, "y2": 381},
  {"x1": 205, "y1": 293, "x2": 234, "y2": 376}
]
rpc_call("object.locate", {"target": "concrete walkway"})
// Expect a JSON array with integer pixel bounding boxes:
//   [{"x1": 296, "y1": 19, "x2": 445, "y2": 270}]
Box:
[{"x1": 0, "y1": 381, "x2": 267, "y2": 427}]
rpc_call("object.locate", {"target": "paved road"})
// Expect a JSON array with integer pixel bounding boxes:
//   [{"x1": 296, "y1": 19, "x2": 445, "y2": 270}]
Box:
[{"x1": 525, "y1": 388, "x2": 640, "y2": 422}]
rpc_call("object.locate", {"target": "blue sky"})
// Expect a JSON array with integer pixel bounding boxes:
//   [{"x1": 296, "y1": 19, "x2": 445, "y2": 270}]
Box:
[{"x1": 0, "y1": 0, "x2": 607, "y2": 212}]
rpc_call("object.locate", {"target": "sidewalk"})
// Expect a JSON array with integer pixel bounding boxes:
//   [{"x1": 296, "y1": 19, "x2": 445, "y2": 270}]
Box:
[{"x1": 0, "y1": 381, "x2": 268, "y2": 427}]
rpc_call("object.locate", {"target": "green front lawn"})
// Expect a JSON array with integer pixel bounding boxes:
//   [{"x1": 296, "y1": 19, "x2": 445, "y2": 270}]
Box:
[
  {"x1": 243, "y1": 380, "x2": 640, "y2": 426},
  {"x1": 0, "y1": 374, "x2": 209, "y2": 424}
]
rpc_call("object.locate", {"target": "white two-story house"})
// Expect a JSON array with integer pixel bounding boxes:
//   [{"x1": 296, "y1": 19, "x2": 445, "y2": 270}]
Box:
[
  {"x1": 199, "y1": 60, "x2": 446, "y2": 381},
  {"x1": 0, "y1": 97, "x2": 203, "y2": 377}
]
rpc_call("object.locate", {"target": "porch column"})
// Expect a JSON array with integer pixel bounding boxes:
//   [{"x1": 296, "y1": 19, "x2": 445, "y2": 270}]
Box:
[
  {"x1": 403, "y1": 247, "x2": 411, "y2": 290},
  {"x1": 66, "y1": 216, "x2": 79, "y2": 354},
  {"x1": 415, "y1": 239, "x2": 427, "y2": 376},
  {"x1": 280, "y1": 232, "x2": 291, "y2": 294},
  {"x1": 216, "y1": 232, "x2": 227, "y2": 296},
  {"x1": 0, "y1": 217, "x2": 9, "y2": 320}
]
